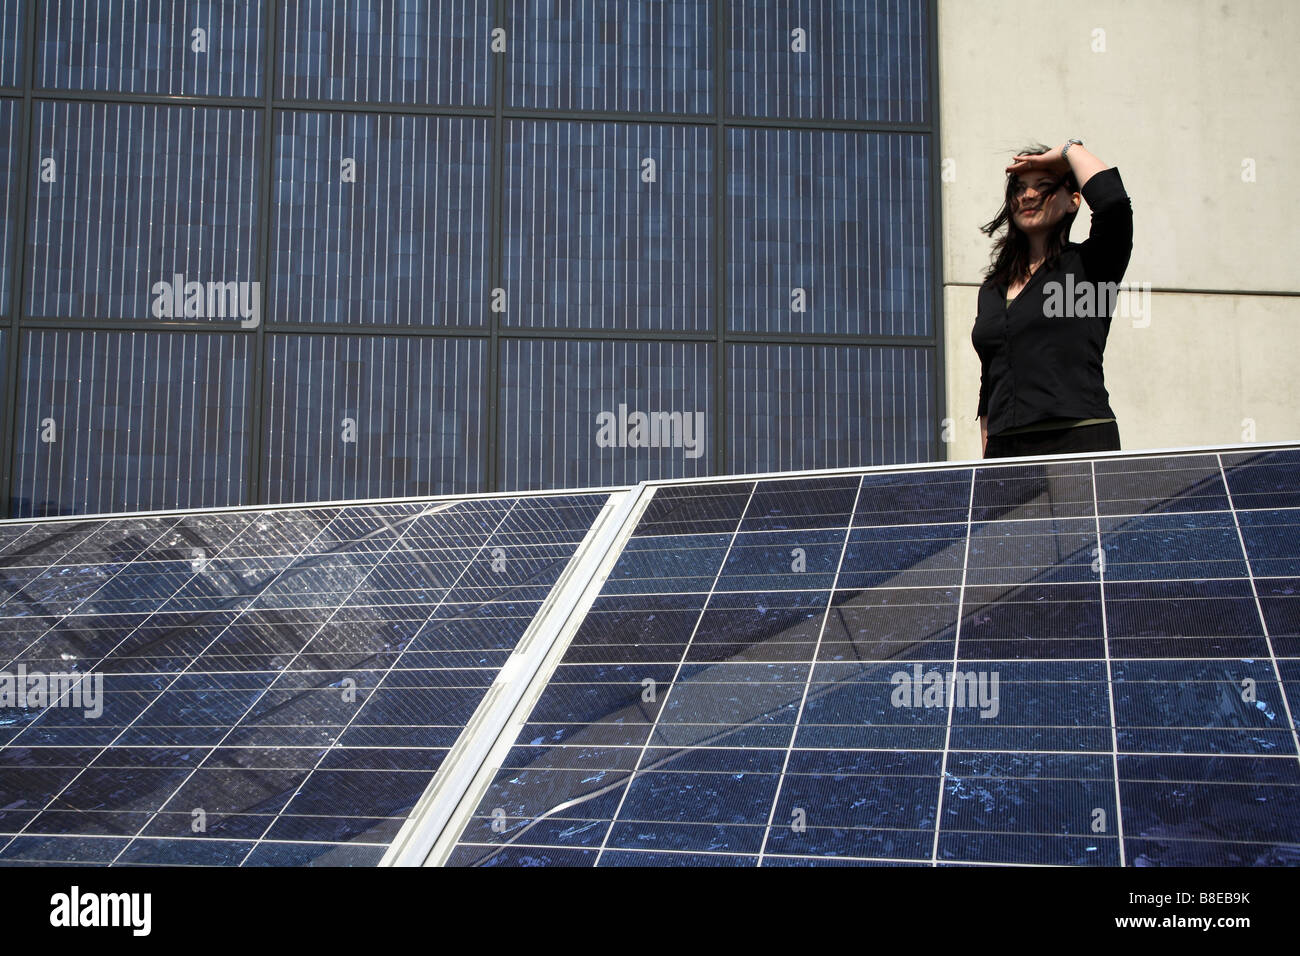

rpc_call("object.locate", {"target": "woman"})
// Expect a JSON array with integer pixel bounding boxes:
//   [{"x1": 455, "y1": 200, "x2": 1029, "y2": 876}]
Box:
[{"x1": 972, "y1": 140, "x2": 1133, "y2": 458}]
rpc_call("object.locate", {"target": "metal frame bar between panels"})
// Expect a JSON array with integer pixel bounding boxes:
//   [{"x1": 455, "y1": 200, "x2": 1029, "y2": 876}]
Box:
[{"x1": 383, "y1": 483, "x2": 650, "y2": 866}]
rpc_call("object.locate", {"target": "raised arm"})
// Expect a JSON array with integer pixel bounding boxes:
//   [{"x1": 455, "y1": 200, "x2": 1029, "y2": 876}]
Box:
[
  {"x1": 1008, "y1": 142, "x2": 1132, "y2": 283},
  {"x1": 1006, "y1": 141, "x2": 1107, "y2": 190}
]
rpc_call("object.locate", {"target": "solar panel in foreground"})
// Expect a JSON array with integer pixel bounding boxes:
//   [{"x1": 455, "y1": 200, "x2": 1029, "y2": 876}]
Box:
[
  {"x1": 0, "y1": 492, "x2": 611, "y2": 866},
  {"x1": 443, "y1": 447, "x2": 1300, "y2": 866}
]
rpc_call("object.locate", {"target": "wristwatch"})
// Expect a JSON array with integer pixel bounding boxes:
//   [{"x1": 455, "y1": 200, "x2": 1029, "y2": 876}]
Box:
[{"x1": 1062, "y1": 138, "x2": 1084, "y2": 159}]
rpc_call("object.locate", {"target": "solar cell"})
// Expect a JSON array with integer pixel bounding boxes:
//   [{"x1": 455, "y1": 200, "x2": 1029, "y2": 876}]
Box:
[
  {"x1": 441, "y1": 446, "x2": 1300, "y2": 867},
  {"x1": 0, "y1": 492, "x2": 611, "y2": 866}
]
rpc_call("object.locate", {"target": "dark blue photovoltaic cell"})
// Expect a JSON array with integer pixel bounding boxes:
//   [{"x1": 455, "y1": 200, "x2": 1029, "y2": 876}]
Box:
[
  {"x1": 502, "y1": 120, "x2": 713, "y2": 332},
  {"x1": 741, "y1": 475, "x2": 859, "y2": 531},
  {"x1": 1260, "y1": 578, "x2": 1300, "y2": 659},
  {"x1": 632, "y1": 483, "x2": 752, "y2": 537},
  {"x1": 0, "y1": 491, "x2": 608, "y2": 866},
  {"x1": 0, "y1": 98, "x2": 15, "y2": 312},
  {"x1": 1104, "y1": 579, "x2": 1267, "y2": 659},
  {"x1": 855, "y1": 468, "x2": 971, "y2": 526},
  {"x1": 1100, "y1": 512, "x2": 1247, "y2": 580},
  {"x1": 1119, "y1": 754, "x2": 1300, "y2": 866},
  {"x1": 971, "y1": 461, "x2": 1094, "y2": 521},
  {"x1": 729, "y1": 0, "x2": 929, "y2": 124},
  {"x1": 277, "y1": 0, "x2": 491, "y2": 106},
  {"x1": 0, "y1": 2, "x2": 19, "y2": 88},
  {"x1": 37, "y1": 0, "x2": 263, "y2": 97},
  {"x1": 1238, "y1": 509, "x2": 1300, "y2": 577},
  {"x1": 261, "y1": 334, "x2": 487, "y2": 504},
  {"x1": 727, "y1": 344, "x2": 935, "y2": 475},
  {"x1": 448, "y1": 448, "x2": 1300, "y2": 867},
  {"x1": 507, "y1": 0, "x2": 712, "y2": 114},
  {"x1": 497, "y1": 338, "x2": 714, "y2": 491},
  {"x1": 12, "y1": 330, "x2": 251, "y2": 517},
  {"x1": 728, "y1": 129, "x2": 931, "y2": 337},
  {"x1": 1223, "y1": 449, "x2": 1300, "y2": 510},
  {"x1": 1094, "y1": 454, "x2": 1229, "y2": 514},
  {"x1": 0, "y1": 330, "x2": 11, "y2": 445},
  {"x1": 271, "y1": 111, "x2": 490, "y2": 328},
  {"x1": 25, "y1": 101, "x2": 260, "y2": 321}
]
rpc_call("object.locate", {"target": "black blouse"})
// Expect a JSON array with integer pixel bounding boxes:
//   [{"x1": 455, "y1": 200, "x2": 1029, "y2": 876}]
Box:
[{"x1": 972, "y1": 166, "x2": 1134, "y2": 436}]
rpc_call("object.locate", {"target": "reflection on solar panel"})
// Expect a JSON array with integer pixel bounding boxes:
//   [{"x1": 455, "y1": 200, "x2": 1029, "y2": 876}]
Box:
[
  {"x1": 440, "y1": 447, "x2": 1300, "y2": 867},
  {"x1": 0, "y1": 492, "x2": 611, "y2": 866}
]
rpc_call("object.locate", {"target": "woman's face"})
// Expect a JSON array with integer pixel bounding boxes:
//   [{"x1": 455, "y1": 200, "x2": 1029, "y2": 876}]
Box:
[{"x1": 1010, "y1": 174, "x2": 1080, "y2": 235}]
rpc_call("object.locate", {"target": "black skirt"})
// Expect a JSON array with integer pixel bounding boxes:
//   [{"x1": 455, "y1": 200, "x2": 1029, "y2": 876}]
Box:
[{"x1": 984, "y1": 421, "x2": 1121, "y2": 460}]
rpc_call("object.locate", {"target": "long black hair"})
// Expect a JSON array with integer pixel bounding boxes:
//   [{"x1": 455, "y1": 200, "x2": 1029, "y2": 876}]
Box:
[{"x1": 981, "y1": 143, "x2": 1080, "y2": 289}]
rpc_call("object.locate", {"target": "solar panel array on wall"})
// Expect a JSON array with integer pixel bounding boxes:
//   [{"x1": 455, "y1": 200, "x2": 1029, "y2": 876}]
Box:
[{"x1": 0, "y1": 0, "x2": 937, "y2": 518}]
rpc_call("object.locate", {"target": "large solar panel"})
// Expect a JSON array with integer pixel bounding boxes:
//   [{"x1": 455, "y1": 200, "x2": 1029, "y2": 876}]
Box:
[
  {"x1": 439, "y1": 446, "x2": 1300, "y2": 867},
  {"x1": 0, "y1": 492, "x2": 612, "y2": 866},
  {"x1": 4, "y1": 444, "x2": 1297, "y2": 868}
]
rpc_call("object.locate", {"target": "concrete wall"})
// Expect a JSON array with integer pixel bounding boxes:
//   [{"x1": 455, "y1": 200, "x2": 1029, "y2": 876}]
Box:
[{"x1": 937, "y1": 0, "x2": 1300, "y2": 461}]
